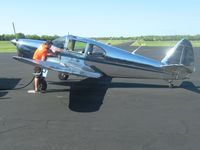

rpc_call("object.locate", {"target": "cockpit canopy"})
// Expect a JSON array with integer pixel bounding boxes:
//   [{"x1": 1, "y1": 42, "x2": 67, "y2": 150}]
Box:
[{"x1": 52, "y1": 35, "x2": 106, "y2": 56}]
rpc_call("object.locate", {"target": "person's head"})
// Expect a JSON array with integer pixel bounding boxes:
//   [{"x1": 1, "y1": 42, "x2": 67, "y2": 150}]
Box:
[{"x1": 44, "y1": 40, "x2": 53, "y2": 49}]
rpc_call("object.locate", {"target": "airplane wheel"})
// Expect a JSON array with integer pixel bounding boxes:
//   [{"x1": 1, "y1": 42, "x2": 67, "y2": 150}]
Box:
[
  {"x1": 58, "y1": 73, "x2": 69, "y2": 80},
  {"x1": 168, "y1": 80, "x2": 174, "y2": 88},
  {"x1": 168, "y1": 83, "x2": 174, "y2": 88}
]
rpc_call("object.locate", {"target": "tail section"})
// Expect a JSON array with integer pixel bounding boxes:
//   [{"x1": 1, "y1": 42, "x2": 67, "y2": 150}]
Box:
[{"x1": 161, "y1": 39, "x2": 195, "y2": 73}]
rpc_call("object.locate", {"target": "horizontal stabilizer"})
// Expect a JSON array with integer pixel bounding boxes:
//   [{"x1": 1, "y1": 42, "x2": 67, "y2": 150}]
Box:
[{"x1": 162, "y1": 64, "x2": 193, "y2": 80}]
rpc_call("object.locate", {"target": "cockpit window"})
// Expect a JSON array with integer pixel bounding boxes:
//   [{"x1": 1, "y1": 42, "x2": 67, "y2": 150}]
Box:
[
  {"x1": 88, "y1": 44, "x2": 106, "y2": 57},
  {"x1": 67, "y1": 40, "x2": 87, "y2": 54},
  {"x1": 52, "y1": 37, "x2": 65, "y2": 49}
]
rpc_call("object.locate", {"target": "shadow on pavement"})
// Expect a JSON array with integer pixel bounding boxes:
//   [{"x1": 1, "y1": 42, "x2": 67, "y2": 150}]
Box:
[
  {"x1": 180, "y1": 81, "x2": 200, "y2": 94},
  {"x1": 49, "y1": 79, "x2": 200, "y2": 112},
  {"x1": 0, "y1": 78, "x2": 21, "y2": 98},
  {"x1": 49, "y1": 77, "x2": 112, "y2": 112},
  {"x1": 69, "y1": 77, "x2": 112, "y2": 112}
]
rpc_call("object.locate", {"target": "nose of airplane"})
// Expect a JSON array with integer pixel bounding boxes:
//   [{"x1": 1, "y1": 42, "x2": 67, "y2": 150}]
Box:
[{"x1": 10, "y1": 39, "x2": 17, "y2": 45}]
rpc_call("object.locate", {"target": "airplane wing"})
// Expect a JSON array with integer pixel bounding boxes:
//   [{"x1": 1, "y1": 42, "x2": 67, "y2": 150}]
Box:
[{"x1": 13, "y1": 56, "x2": 102, "y2": 78}]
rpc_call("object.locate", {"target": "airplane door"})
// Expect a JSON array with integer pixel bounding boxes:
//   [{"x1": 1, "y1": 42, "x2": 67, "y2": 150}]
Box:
[
  {"x1": 63, "y1": 40, "x2": 87, "y2": 66},
  {"x1": 85, "y1": 44, "x2": 112, "y2": 75}
]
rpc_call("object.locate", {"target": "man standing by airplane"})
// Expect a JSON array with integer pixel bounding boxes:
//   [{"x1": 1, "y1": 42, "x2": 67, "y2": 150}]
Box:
[{"x1": 28, "y1": 41, "x2": 63, "y2": 93}]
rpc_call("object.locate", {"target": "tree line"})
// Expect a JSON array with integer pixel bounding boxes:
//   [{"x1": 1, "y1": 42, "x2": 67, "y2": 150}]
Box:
[
  {"x1": 0, "y1": 33, "x2": 59, "y2": 41},
  {"x1": 1, "y1": 33, "x2": 200, "y2": 41},
  {"x1": 95, "y1": 35, "x2": 200, "y2": 41}
]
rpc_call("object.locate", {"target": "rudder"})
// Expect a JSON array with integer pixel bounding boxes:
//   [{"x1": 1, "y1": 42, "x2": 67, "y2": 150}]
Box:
[{"x1": 161, "y1": 39, "x2": 195, "y2": 72}]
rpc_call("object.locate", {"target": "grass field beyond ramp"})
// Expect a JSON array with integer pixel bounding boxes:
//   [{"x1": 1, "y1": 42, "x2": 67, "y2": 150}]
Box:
[
  {"x1": 131, "y1": 40, "x2": 200, "y2": 47},
  {"x1": 99, "y1": 40, "x2": 131, "y2": 45},
  {"x1": 1, "y1": 40, "x2": 200, "y2": 53},
  {"x1": 0, "y1": 41, "x2": 16, "y2": 53}
]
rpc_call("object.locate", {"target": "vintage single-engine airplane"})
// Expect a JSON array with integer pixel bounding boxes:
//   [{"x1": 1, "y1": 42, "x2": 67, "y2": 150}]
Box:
[{"x1": 11, "y1": 34, "x2": 195, "y2": 90}]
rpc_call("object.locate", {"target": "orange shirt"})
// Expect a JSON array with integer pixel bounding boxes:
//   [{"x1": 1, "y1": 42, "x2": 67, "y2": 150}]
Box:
[{"x1": 33, "y1": 44, "x2": 48, "y2": 60}]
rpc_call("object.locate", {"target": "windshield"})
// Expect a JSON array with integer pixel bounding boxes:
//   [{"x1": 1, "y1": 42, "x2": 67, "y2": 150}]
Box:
[{"x1": 52, "y1": 37, "x2": 66, "y2": 49}]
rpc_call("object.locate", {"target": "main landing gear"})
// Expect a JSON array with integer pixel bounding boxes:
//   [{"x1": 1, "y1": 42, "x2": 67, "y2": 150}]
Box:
[
  {"x1": 34, "y1": 73, "x2": 69, "y2": 92},
  {"x1": 58, "y1": 73, "x2": 69, "y2": 80},
  {"x1": 168, "y1": 80, "x2": 174, "y2": 88},
  {"x1": 33, "y1": 69, "x2": 48, "y2": 92}
]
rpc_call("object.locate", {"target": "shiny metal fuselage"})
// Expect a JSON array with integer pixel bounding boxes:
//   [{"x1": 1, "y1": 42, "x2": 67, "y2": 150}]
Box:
[
  {"x1": 85, "y1": 44, "x2": 163, "y2": 79},
  {"x1": 52, "y1": 35, "x2": 165, "y2": 79},
  {"x1": 11, "y1": 35, "x2": 194, "y2": 80},
  {"x1": 12, "y1": 39, "x2": 45, "y2": 58}
]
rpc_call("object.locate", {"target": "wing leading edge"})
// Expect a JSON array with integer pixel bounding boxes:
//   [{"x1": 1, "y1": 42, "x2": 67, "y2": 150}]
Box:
[{"x1": 13, "y1": 56, "x2": 102, "y2": 78}]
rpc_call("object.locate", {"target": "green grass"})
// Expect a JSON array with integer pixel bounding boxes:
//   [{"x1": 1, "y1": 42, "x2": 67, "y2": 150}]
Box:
[
  {"x1": 99, "y1": 40, "x2": 130, "y2": 45},
  {"x1": 100, "y1": 39, "x2": 200, "y2": 47},
  {"x1": 0, "y1": 39, "x2": 200, "y2": 53},
  {"x1": 131, "y1": 40, "x2": 200, "y2": 47},
  {"x1": 191, "y1": 41, "x2": 200, "y2": 47},
  {"x1": 0, "y1": 41, "x2": 16, "y2": 53},
  {"x1": 131, "y1": 40, "x2": 176, "y2": 47}
]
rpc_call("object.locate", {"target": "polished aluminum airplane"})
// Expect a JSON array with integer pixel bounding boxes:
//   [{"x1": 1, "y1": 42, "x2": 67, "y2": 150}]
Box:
[{"x1": 11, "y1": 35, "x2": 195, "y2": 89}]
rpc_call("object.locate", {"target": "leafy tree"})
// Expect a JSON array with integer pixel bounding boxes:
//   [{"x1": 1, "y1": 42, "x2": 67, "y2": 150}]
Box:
[
  {"x1": 26, "y1": 34, "x2": 41, "y2": 40},
  {"x1": 1, "y1": 33, "x2": 200, "y2": 41},
  {"x1": 16, "y1": 33, "x2": 25, "y2": 39}
]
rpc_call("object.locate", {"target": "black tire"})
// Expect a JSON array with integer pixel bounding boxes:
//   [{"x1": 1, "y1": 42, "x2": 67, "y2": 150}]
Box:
[{"x1": 58, "y1": 73, "x2": 69, "y2": 80}]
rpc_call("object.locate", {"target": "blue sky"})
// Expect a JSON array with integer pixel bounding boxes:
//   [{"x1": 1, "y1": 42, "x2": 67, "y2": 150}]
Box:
[{"x1": 0, "y1": 0, "x2": 200, "y2": 37}]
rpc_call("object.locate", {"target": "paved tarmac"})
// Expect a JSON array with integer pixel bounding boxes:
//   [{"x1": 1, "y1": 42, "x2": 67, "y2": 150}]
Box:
[{"x1": 0, "y1": 44, "x2": 200, "y2": 150}]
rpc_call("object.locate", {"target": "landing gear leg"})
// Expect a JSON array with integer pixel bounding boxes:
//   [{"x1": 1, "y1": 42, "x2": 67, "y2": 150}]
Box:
[{"x1": 168, "y1": 80, "x2": 174, "y2": 88}]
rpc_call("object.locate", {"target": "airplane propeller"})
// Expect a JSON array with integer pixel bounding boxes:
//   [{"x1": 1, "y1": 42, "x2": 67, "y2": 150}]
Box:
[{"x1": 12, "y1": 22, "x2": 18, "y2": 41}]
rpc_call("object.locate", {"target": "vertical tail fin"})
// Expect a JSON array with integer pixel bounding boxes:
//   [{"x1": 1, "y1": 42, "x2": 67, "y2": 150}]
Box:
[{"x1": 161, "y1": 39, "x2": 195, "y2": 72}]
